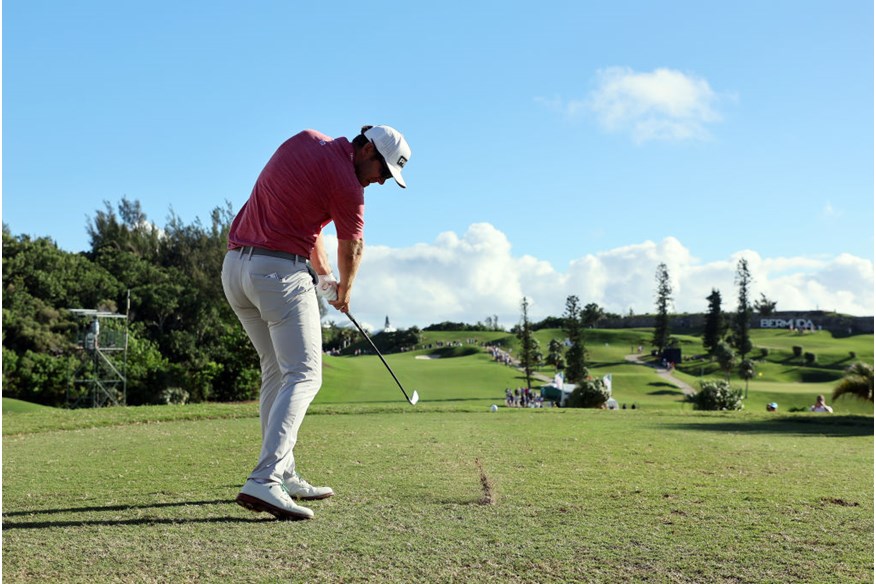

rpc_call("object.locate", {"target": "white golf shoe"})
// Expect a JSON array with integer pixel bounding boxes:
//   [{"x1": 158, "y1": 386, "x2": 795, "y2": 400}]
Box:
[
  {"x1": 236, "y1": 480, "x2": 314, "y2": 520},
  {"x1": 284, "y1": 472, "x2": 334, "y2": 500}
]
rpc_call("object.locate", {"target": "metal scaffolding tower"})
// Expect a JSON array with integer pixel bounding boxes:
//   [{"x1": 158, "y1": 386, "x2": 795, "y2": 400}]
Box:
[{"x1": 66, "y1": 295, "x2": 130, "y2": 407}]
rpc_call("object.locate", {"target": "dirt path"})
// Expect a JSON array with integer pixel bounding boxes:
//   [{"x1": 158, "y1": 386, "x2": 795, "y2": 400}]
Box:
[
  {"x1": 490, "y1": 347, "x2": 696, "y2": 395},
  {"x1": 486, "y1": 348, "x2": 553, "y2": 385},
  {"x1": 624, "y1": 353, "x2": 696, "y2": 396}
]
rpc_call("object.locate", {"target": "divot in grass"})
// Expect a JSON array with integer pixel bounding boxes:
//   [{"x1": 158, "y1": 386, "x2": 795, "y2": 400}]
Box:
[{"x1": 475, "y1": 458, "x2": 496, "y2": 505}]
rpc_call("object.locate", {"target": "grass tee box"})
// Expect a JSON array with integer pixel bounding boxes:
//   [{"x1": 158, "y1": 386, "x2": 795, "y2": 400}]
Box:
[{"x1": 2, "y1": 404, "x2": 873, "y2": 583}]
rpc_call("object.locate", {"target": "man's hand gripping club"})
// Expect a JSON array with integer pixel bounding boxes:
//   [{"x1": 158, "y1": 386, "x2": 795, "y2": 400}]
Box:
[{"x1": 311, "y1": 234, "x2": 363, "y2": 314}]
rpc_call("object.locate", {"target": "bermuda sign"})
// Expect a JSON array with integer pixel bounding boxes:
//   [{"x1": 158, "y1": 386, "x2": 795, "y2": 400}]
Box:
[{"x1": 760, "y1": 318, "x2": 816, "y2": 330}]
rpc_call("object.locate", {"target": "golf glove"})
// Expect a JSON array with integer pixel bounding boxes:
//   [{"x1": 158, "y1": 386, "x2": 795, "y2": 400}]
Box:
[{"x1": 316, "y1": 273, "x2": 339, "y2": 301}]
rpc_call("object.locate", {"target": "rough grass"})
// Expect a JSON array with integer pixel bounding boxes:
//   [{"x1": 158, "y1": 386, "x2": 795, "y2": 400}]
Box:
[{"x1": 3, "y1": 407, "x2": 872, "y2": 583}]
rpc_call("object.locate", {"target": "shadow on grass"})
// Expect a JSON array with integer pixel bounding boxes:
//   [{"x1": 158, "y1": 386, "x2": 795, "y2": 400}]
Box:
[
  {"x1": 647, "y1": 382, "x2": 682, "y2": 397},
  {"x1": 2, "y1": 498, "x2": 230, "y2": 517},
  {"x1": 665, "y1": 415, "x2": 874, "y2": 438},
  {"x1": 592, "y1": 360, "x2": 631, "y2": 368},
  {"x1": 2, "y1": 498, "x2": 277, "y2": 529},
  {"x1": 3, "y1": 516, "x2": 275, "y2": 530}
]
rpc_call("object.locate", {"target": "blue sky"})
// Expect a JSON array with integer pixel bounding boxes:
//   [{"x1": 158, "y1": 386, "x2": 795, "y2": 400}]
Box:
[{"x1": 3, "y1": 1, "x2": 873, "y2": 327}]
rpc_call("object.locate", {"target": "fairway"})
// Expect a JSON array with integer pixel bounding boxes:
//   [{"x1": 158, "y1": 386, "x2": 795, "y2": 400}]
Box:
[{"x1": 3, "y1": 405, "x2": 872, "y2": 583}]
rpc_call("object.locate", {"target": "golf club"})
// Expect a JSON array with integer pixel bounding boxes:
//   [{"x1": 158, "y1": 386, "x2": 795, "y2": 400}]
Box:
[{"x1": 345, "y1": 311, "x2": 419, "y2": 405}]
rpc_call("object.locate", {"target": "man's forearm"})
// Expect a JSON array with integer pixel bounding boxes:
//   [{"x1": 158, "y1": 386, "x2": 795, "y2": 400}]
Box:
[
  {"x1": 337, "y1": 238, "x2": 364, "y2": 290},
  {"x1": 329, "y1": 238, "x2": 364, "y2": 312}
]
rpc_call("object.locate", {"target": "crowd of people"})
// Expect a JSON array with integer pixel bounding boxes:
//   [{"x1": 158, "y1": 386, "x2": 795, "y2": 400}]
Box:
[
  {"x1": 487, "y1": 345, "x2": 515, "y2": 366},
  {"x1": 505, "y1": 387, "x2": 546, "y2": 408}
]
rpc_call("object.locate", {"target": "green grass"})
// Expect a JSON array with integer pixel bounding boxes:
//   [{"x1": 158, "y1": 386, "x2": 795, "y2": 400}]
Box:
[
  {"x1": 320, "y1": 351, "x2": 527, "y2": 407},
  {"x1": 3, "y1": 406, "x2": 872, "y2": 582},
  {"x1": 3, "y1": 328, "x2": 873, "y2": 582},
  {"x1": 3, "y1": 398, "x2": 52, "y2": 414}
]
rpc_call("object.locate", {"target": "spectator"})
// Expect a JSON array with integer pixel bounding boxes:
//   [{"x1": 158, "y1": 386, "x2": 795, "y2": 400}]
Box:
[{"x1": 810, "y1": 395, "x2": 834, "y2": 413}]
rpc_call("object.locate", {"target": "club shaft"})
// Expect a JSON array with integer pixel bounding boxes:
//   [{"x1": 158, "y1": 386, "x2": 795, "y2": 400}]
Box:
[{"x1": 345, "y1": 312, "x2": 413, "y2": 404}]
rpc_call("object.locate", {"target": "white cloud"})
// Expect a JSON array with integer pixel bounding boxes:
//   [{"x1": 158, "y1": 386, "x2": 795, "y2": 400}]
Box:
[
  {"x1": 322, "y1": 225, "x2": 873, "y2": 330},
  {"x1": 539, "y1": 67, "x2": 725, "y2": 143}
]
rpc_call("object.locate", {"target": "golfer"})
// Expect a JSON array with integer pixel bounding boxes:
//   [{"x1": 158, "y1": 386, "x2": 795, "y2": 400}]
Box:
[{"x1": 221, "y1": 125, "x2": 411, "y2": 520}]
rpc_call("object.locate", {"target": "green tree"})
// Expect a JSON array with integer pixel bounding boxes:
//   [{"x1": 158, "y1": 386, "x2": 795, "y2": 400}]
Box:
[
  {"x1": 714, "y1": 341, "x2": 737, "y2": 381},
  {"x1": 516, "y1": 297, "x2": 537, "y2": 389},
  {"x1": 91, "y1": 200, "x2": 245, "y2": 403},
  {"x1": 87, "y1": 198, "x2": 161, "y2": 260},
  {"x1": 738, "y1": 359, "x2": 756, "y2": 399},
  {"x1": 208, "y1": 322, "x2": 260, "y2": 402},
  {"x1": 702, "y1": 289, "x2": 726, "y2": 357},
  {"x1": 2, "y1": 229, "x2": 126, "y2": 405},
  {"x1": 688, "y1": 379, "x2": 744, "y2": 411},
  {"x1": 563, "y1": 296, "x2": 589, "y2": 384},
  {"x1": 753, "y1": 293, "x2": 777, "y2": 316},
  {"x1": 123, "y1": 324, "x2": 172, "y2": 405},
  {"x1": 567, "y1": 377, "x2": 610, "y2": 408},
  {"x1": 833, "y1": 362, "x2": 874, "y2": 402},
  {"x1": 4, "y1": 229, "x2": 123, "y2": 311},
  {"x1": 546, "y1": 338, "x2": 565, "y2": 370},
  {"x1": 3, "y1": 349, "x2": 76, "y2": 406},
  {"x1": 652, "y1": 263, "x2": 672, "y2": 354},
  {"x1": 581, "y1": 303, "x2": 605, "y2": 328},
  {"x1": 372, "y1": 327, "x2": 423, "y2": 354},
  {"x1": 732, "y1": 258, "x2": 753, "y2": 359},
  {"x1": 4, "y1": 200, "x2": 254, "y2": 406}
]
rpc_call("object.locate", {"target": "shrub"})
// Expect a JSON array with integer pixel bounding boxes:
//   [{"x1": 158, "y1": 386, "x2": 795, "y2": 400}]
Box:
[
  {"x1": 792, "y1": 346, "x2": 803, "y2": 358},
  {"x1": 759, "y1": 347, "x2": 769, "y2": 359},
  {"x1": 567, "y1": 377, "x2": 610, "y2": 408},
  {"x1": 687, "y1": 379, "x2": 744, "y2": 411},
  {"x1": 160, "y1": 387, "x2": 189, "y2": 405},
  {"x1": 849, "y1": 351, "x2": 857, "y2": 359},
  {"x1": 804, "y1": 352, "x2": 817, "y2": 365}
]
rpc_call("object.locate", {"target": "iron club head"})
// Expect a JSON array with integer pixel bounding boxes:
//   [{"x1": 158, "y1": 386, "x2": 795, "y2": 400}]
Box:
[{"x1": 410, "y1": 390, "x2": 420, "y2": 405}]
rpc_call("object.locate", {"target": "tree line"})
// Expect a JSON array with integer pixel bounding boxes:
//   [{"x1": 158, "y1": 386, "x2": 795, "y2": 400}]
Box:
[
  {"x1": 2, "y1": 199, "x2": 540, "y2": 407},
  {"x1": 3, "y1": 199, "x2": 259, "y2": 406},
  {"x1": 514, "y1": 259, "x2": 768, "y2": 405},
  {"x1": 5, "y1": 199, "x2": 871, "y2": 408},
  {"x1": 514, "y1": 259, "x2": 872, "y2": 407},
  {"x1": 0, "y1": 199, "x2": 756, "y2": 408}
]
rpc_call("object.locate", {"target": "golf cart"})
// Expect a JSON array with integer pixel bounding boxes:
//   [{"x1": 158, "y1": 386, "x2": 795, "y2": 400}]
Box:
[{"x1": 540, "y1": 383, "x2": 576, "y2": 407}]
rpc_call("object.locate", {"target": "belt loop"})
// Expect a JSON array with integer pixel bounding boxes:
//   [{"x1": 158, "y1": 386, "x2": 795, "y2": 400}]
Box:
[{"x1": 246, "y1": 246, "x2": 254, "y2": 260}]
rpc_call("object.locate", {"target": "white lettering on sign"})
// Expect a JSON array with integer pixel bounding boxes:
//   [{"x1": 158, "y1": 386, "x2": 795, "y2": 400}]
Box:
[{"x1": 760, "y1": 318, "x2": 815, "y2": 329}]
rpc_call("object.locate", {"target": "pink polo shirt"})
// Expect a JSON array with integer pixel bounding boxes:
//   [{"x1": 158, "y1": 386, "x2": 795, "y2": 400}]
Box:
[{"x1": 227, "y1": 130, "x2": 365, "y2": 257}]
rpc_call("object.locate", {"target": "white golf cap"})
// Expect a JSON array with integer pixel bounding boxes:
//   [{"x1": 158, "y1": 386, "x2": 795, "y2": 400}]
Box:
[{"x1": 363, "y1": 125, "x2": 411, "y2": 188}]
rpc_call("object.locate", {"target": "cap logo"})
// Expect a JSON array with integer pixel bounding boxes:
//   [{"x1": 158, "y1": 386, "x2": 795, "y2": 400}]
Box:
[{"x1": 397, "y1": 156, "x2": 407, "y2": 168}]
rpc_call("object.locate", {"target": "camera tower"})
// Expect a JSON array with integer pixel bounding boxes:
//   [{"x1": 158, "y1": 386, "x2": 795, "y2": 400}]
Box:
[{"x1": 67, "y1": 293, "x2": 130, "y2": 407}]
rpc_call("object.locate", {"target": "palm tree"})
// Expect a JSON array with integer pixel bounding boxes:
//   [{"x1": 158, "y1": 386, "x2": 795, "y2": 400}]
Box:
[
  {"x1": 833, "y1": 362, "x2": 874, "y2": 402},
  {"x1": 715, "y1": 341, "x2": 737, "y2": 381},
  {"x1": 739, "y1": 359, "x2": 756, "y2": 399}
]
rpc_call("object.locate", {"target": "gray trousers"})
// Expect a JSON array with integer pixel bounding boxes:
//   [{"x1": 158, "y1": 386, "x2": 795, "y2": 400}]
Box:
[{"x1": 221, "y1": 249, "x2": 322, "y2": 485}]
